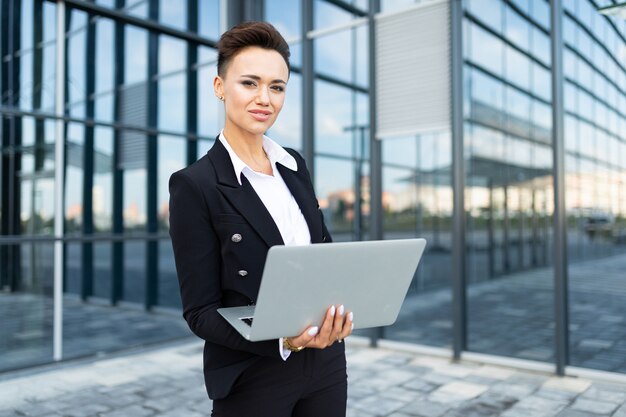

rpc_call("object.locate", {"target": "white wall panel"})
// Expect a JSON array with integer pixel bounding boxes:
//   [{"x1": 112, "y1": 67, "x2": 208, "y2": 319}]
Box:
[{"x1": 375, "y1": 0, "x2": 450, "y2": 138}]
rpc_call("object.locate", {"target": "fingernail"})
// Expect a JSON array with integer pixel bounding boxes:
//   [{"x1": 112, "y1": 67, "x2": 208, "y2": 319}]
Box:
[
  {"x1": 308, "y1": 327, "x2": 319, "y2": 336},
  {"x1": 330, "y1": 305, "x2": 336, "y2": 316},
  {"x1": 339, "y1": 305, "x2": 345, "y2": 316},
  {"x1": 348, "y1": 312, "x2": 353, "y2": 321}
]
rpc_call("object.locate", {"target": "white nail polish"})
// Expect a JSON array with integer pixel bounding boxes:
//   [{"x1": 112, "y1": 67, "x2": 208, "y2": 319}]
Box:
[
  {"x1": 351, "y1": 323, "x2": 354, "y2": 330},
  {"x1": 348, "y1": 312, "x2": 353, "y2": 321},
  {"x1": 308, "y1": 327, "x2": 319, "y2": 336},
  {"x1": 330, "y1": 305, "x2": 336, "y2": 316},
  {"x1": 339, "y1": 305, "x2": 345, "y2": 316}
]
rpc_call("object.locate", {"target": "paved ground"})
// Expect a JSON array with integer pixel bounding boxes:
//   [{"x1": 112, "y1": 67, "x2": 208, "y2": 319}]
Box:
[{"x1": 1, "y1": 338, "x2": 626, "y2": 417}]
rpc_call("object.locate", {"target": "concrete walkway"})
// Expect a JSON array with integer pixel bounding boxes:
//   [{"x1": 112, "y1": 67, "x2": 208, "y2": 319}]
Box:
[{"x1": 1, "y1": 338, "x2": 626, "y2": 417}]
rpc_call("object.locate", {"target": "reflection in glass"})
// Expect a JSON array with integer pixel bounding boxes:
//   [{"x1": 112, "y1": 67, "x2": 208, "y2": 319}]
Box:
[
  {"x1": 124, "y1": 168, "x2": 147, "y2": 231},
  {"x1": 94, "y1": 127, "x2": 114, "y2": 232},
  {"x1": 315, "y1": 157, "x2": 355, "y2": 242},
  {"x1": 124, "y1": 26, "x2": 148, "y2": 85},
  {"x1": 123, "y1": 241, "x2": 146, "y2": 304},
  {"x1": 198, "y1": 55, "x2": 220, "y2": 139},
  {"x1": 159, "y1": 240, "x2": 181, "y2": 308},
  {"x1": 0, "y1": 242, "x2": 55, "y2": 372},
  {"x1": 466, "y1": 121, "x2": 555, "y2": 361},
  {"x1": 67, "y1": 9, "x2": 87, "y2": 118},
  {"x1": 158, "y1": 135, "x2": 186, "y2": 232},
  {"x1": 158, "y1": 74, "x2": 187, "y2": 133},
  {"x1": 159, "y1": 35, "x2": 187, "y2": 75},
  {"x1": 95, "y1": 18, "x2": 115, "y2": 95},
  {"x1": 381, "y1": 133, "x2": 453, "y2": 347},
  {"x1": 159, "y1": 0, "x2": 186, "y2": 30},
  {"x1": 199, "y1": 0, "x2": 220, "y2": 40},
  {"x1": 266, "y1": 0, "x2": 302, "y2": 41},
  {"x1": 65, "y1": 123, "x2": 85, "y2": 233},
  {"x1": 315, "y1": 81, "x2": 354, "y2": 157}
]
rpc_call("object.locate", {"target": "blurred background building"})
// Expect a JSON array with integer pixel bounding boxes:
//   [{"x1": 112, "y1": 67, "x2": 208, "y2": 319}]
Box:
[{"x1": 1, "y1": 0, "x2": 626, "y2": 379}]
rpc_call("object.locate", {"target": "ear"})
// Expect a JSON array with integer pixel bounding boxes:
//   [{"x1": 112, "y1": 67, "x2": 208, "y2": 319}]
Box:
[{"x1": 214, "y1": 76, "x2": 224, "y2": 99}]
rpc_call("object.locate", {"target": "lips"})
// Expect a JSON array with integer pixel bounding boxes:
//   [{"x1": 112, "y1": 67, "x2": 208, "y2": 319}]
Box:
[{"x1": 249, "y1": 109, "x2": 272, "y2": 122}]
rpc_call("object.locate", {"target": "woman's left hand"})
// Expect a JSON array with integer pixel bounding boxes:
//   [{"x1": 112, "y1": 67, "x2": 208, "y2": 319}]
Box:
[{"x1": 286, "y1": 305, "x2": 353, "y2": 349}]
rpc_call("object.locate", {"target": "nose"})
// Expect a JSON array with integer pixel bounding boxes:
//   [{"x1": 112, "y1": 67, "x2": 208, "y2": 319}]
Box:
[{"x1": 255, "y1": 86, "x2": 270, "y2": 105}]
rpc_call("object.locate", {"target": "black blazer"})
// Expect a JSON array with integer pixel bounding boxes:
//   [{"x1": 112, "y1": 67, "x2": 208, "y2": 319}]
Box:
[{"x1": 168, "y1": 138, "x2": 340, "y2": 400}]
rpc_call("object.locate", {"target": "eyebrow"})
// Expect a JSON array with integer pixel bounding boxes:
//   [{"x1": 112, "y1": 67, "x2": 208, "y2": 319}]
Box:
[{"x1": 240, "y1": 74, "x2": 287, "y2": 84}]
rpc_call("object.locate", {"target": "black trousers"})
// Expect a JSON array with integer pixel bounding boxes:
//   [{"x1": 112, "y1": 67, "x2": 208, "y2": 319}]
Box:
[{"x1": 211, "y1": 347, "x2": 347, "y2": 417}]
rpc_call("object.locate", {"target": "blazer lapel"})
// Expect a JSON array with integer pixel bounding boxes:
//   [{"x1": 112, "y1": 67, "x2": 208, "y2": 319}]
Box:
[
  {"x1": 277, "y1": 163, "x2": 324, "y2": 244},
  {"x1": 208, "y1": 139, "x2": 284, "y2": 248}
]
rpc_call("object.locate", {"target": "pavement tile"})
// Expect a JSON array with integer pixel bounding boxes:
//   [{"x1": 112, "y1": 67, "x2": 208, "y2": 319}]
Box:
[
  {"x1": 555, "y1": 409, "x2": 606, "y2": 417},
  {"x1": 542, "y1": 377, "x2": 592, "y2": 393},
  {"x1": 569, "y1": 398, "x2": 619, "y2": 415},
  {"x1": 429, "y1": 381, "x2": 488, "y2": 403},
  {"x1": 579, "y1": 386, "x2": 626, "y2": 403},
  {"x1": 2, "y1": 341, "x2": 626, "y2": 417},
  {"x1": 99, "y1": 404, "x2": 155, "y2": 417},
  {"x1": 613, "y1": 403, "x2": 626, "y2": 417},
  {"x1": 399, "y1": 399, "x2": 450, "y2": 417},
  {"x1": 379, "y1": 386, "x2": 421, "y2": 402},
  {"x1": 62, "y1": 403, "x2": 112, "y2": 417},
  {"x1": 402, "y1": 378, "x2": 438, "y2": 393},
  {"x1": 488, "y1": 382, "x2": 537, "y2": 399},
  {"x1": 513, "y1": 396, "x2": 568, "y2": 413},
  {"x1": 351, "y1": 395, "x2": 408, "y2": 416},
  {"x1": 471, "y1": 366, "x2": 515, "y2": 381}
]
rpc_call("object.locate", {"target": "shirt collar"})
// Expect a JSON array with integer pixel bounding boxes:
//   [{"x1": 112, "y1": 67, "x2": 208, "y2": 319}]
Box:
[{"x1": 218, "y1": 130, "x2": 298, "y2": 185}]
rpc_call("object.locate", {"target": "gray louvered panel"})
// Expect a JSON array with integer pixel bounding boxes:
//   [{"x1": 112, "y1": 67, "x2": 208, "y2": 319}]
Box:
[
  {"x1": 375, "y1": 1, "x2": 451, "y2": 138},
  {"x1": 118, "y1": 83, "x2": 147, "y2": 170}
]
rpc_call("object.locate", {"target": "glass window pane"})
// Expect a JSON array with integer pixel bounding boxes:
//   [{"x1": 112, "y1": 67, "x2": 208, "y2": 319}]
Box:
[
  {"x1": 125, "y1": 26, "x2": 148, "y2": 85},
  {"x1": 159, "y1": 0, "x2": 186, "y2": 30},
  {"x1": 315, "y1": 81, "x2": 353, "y2": 157},
  {"x1": 159, "y1": 35, "x2": 186, "y2": 75},
  {"x1": 158, "y1": 73, "x2": 186, "y2": 133},
  {"x1": 470, "y1": 23, "x2": 503, "y2": 77},
  {"x1": 199, "y1": 0, "x2": 220, "y2": 40},
  {"x1": 0, "y1": 242, "x2": 55, "y2": 371},
  {"x1": 381, "y1": 133, "x2": 453, "y2": 348}
]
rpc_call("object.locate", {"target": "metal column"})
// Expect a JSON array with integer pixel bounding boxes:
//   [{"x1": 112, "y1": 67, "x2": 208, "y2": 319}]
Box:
[
  {"x1": 146, "y1": 0, "x2": 159, "y2": 310},
  {"x1": 551, "y1": 0, "x2": 569, "y2": 376},
  {"x1": 368, "y1": 0, "x2": 382, "y2": 347},
  {"x1": 302, "y1": 0, "x2": 315, "y2": 175},
  {"x1": 53, "y1": 0, "x2": 67, "y2": 362},
  {"x1": 451, "y1": 0, "x2": 467, "y2": 360}
]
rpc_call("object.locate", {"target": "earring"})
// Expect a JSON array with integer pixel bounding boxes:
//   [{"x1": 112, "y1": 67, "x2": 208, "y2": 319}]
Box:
[{"x1": 218, "y1": 96, "x2": 224, "y2": 101}]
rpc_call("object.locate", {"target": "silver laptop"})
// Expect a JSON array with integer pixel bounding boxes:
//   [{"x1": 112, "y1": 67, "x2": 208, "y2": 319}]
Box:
[{"x1": 218, "y1": 238, "x2": 426, "y2": 341}]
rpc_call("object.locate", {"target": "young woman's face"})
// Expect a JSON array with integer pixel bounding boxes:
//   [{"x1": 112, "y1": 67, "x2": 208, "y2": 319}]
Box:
[{"x1": 214, "y1": 46, "x2": 289, "y2": 138}]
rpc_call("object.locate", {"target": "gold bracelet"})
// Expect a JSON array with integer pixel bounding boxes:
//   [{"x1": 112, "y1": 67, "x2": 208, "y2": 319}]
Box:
[{"x1": 283, "y1": 338, "x2": 305, "y2": 352}]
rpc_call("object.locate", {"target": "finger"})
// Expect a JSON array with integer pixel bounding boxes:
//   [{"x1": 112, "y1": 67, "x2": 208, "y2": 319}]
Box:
[
  {"x1": 288, "y1": 326, "x2": 319, "y2": 348},
  {"x1": 339, "y1": 311, "x2": 354, "y2": 340},
  {"x1": 317, "y1": 305, "x2": 336, "y2": 341},
  {"x1": 332, "y1": 304, "x2": 345, "y2": 337}
]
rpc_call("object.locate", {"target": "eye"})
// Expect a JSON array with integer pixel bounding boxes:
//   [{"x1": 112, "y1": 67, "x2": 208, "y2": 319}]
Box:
[
  {"x1": 271, "y1": 85, "x2": 285, "y2": 92},
  {"x1": 242, "y1": 80, "x2": 256, "y2": 87}
]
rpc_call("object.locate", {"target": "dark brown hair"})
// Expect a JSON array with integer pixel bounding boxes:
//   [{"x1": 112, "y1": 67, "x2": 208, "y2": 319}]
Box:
[{"x1": 217, "y1": 21, "x2": 290, "y2": 78}]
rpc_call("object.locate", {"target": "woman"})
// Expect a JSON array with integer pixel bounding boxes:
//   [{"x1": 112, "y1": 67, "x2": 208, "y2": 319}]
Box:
[{"x1": 168, "y1": 21, "x2": 353, "y2": 417}]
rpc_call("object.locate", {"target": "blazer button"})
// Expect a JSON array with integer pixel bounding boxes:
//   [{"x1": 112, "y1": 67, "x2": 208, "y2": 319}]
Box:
[
  {"x1": 231, "y1": 233, "x2": 242, "y2": 243},
  {"x1": 238, "y1": 270, "x2": 248, "y2": 277}
]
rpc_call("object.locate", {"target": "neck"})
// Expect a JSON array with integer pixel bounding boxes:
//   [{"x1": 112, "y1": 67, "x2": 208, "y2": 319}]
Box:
[
  {"x1": 222, "y1": 125, "x2": 265, "y2": 159},
  {"x1": 222, "y1": 125, "x2": 273, "y2": 175}
]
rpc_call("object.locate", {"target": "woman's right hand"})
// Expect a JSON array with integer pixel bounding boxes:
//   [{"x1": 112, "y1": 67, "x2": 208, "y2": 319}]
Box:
[{"x1": 286, "y1": 305, "x2": 354, "y2": 350}]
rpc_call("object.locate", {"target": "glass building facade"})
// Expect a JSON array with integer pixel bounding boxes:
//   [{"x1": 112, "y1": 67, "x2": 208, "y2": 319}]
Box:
[{"x1": 1, "y1": 0, "x2": 625, "y2": 377}]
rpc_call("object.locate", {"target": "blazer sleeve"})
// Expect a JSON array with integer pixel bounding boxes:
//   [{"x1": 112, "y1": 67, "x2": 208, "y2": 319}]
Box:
[{"x1": 168, "y1": 170, "x2": 281, "y2": 359}]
